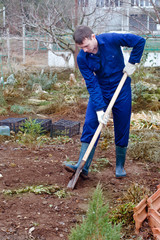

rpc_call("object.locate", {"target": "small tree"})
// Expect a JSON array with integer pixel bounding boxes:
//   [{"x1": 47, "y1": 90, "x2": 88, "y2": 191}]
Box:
[{"x1": 69, "y1": 184, "x2": 121, "y2": 240}]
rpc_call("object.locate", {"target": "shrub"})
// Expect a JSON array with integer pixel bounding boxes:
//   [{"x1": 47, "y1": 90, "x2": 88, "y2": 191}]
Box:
[
  {"x1": 128, "y1": 129, "x2": 160, "y2": 162},
  {"x1": 27, "y1": 71, "x2": 57, "y2": 91},
  {"x1": 128, "y1": 140, "x2": 160, "y2": 162},
  {"x1": 17, "y1": 118, "x2": 44, "y2": 148},
  {"x1": 132, "y1": 81, "x2": 160, "y2": 106},
  {"x1": 132, "y1": 81, "x2": 148, "y2": 102},
  {"x1": 69, "y1": 184, "x2": 121, "y2": 240},
  {"x1": 110, "y1": 183, "x2": 150, "y2": 227},
  {"x1": 20, "y1": 118, "x2": 44, "y2": 135}
]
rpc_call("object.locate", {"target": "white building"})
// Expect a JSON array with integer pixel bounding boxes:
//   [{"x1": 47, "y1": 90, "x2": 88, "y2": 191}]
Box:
[
  {"x1": 48, "y1": 0, "x2": 160, "y2": 68},
  {"x1": 78, "y1": 0, "x2": 160, "y2": 34}
]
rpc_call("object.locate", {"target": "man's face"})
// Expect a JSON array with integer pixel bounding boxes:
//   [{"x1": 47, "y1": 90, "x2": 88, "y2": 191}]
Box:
[{"x1": 77, "y1": 34, "x2": 98, "y2": 54}]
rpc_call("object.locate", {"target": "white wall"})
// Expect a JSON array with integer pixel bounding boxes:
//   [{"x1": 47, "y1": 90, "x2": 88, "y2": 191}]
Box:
[
  {"x1": 123, "y1": 50, "x2": 160, "y2": 67},
  {"x1": 48, "y1": 51, "x2": 75, "y2": 69},
  {"x1": 48, "y1": 49, "x2": 160, "y2": 69},
  {"x1": 143, "y1": 52, "x2": 160, "y2": 67}
]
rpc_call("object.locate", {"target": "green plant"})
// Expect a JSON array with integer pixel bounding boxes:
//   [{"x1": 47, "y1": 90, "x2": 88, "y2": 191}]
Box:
[
  {"x1": 132, "y1": 81, "x2": 148, "y2": 102},
  {"x1": 131, "y1": 51, "x2": 149, "y2": 84},
  {"x1": 54, "y1": 189, "x2": 67, "y2": 198},
  {"x1": 129, "y1": 128, "x2": 160, "y2": 162},
  {"x1": 0, "y1": 108, "x2": 7, "y2": 115},
  {"x1": 27, "y1": 71, "x2": 57, "y2": 91},
  {"x1": 110, "y1": 183, "x2": 150, "y2": 226},
  {"x1": 0, "y1": 86, "x2": 6, "y2": 107},
  {"x1": 129, "y1": 134, "x2": 142, "y2": 142},
  {"x1": 128, "y1": 140, "x2": 160, "y2": 162},
  {"x1": 52, "y1": 136, "x2": 73, "y2": 144},
  {"x1": 90, "y1": 158, "x2": 112, "y2": 173},
  {"x1": 2, "y1": 184, "x2": 67, "y2": 198},
  {"x1": 69, "y1": 184, "x2": 121, "y2": 240},
  {"x1": 17, "y1": 118, "x2": 44, "y2": 147},
  {"x1": 63, "y1": 156, "x2": 75, "y2": 166},
  {"x1": 131, "y1": 80, "x2": 160, "y2": 110},
  {"x1": 10, "y1": 104, "x2": 32, "y2": 114},
  {"x1": 20, "y1": 118, "x2": 44, "y2": 135},
  {"x1": 110, "y1": 202, "x2": 135, "y2": 225}
]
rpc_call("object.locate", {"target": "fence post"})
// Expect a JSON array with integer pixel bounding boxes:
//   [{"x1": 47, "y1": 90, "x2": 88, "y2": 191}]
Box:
[
  {"x1": 3, "y1": 7, "x2": 5, "y2": 28},
  {"x1": 7, "y1": 28, "x2": 10, "y2": 63},
  {"x1": 23, "y1": 24, "x2": 25, "y2": 64}
]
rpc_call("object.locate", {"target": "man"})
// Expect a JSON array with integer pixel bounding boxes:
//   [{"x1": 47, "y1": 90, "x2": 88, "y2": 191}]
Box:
[{"x1": 65, "y1": 25, "x2": 145, "y2": 179}]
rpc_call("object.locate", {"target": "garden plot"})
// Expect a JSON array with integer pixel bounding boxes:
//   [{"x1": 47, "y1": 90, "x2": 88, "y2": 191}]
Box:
[{"x1": 0, "y1": 65, "x2": 159, "y2": 239}]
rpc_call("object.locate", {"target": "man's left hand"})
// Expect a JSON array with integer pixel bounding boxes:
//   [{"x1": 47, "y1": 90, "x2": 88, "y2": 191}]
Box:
[
  {"x1": 96, "y1": 110, "x2": 109, "y2": 125},
  {"x1": 123, "y1": 62, "x2": 136, "y2": 76}
]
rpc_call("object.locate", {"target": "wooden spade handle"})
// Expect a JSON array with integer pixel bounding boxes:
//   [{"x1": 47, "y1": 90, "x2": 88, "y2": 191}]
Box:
[{"x1": 82, "y1": 72, "x2": 128, "y2": 162}]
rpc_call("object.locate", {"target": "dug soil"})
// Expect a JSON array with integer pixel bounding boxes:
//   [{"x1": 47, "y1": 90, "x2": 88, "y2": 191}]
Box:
[{"x1": 0, "y1": 108, "x2": 159, "y2": 240}]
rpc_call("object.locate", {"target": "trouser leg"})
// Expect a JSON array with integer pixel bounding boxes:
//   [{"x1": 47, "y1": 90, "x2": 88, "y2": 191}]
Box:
[
  {"x1": 65, "y1": 99, "x2": 98, "y2": 178},
  {"x1": 112, "y1": 85, "x2": 131, "y2": 177},
  {"x1": 80, "y1": 98, "x2": 100, "y2": 145}
]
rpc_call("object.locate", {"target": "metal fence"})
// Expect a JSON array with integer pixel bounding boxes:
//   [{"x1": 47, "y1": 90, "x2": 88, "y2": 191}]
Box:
[{"x1": 143, "y1": 35, "x2": 160, "y2": 52}]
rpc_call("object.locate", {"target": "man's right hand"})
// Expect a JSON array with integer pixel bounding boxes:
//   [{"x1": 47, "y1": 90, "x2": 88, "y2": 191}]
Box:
[{"x1": 96, "y1": 110, "x2": 108, "y2": 125}]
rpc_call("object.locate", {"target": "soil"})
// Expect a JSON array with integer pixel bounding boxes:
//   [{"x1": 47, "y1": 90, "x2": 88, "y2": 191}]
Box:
[
  {"x1": 0, "y1": 109, "x2": 159, "y2": 240},
  {"x1": 0, "y1": 49, "x2": 159, "y2": 239}
]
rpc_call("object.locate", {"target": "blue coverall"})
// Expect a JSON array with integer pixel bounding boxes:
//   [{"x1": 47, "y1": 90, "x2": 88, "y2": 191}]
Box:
[{"x1": 77, "y1": 33, "x2": 146, "y2": 147}]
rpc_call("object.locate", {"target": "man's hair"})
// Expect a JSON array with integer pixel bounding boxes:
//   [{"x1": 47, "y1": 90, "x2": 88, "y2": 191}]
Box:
[{"x1": 73, "y1": 25, "x2": 93, "y2": 44}]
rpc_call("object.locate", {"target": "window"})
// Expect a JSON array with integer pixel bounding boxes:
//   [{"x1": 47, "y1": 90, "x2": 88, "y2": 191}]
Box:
[
  {"x1": 105, "y1": 0, "x2": 110, "y2": 7},
  {"x1": 155, "y1": 0, "x2": 160, "y2": 6},
  {"x1": 96, "y1": 0, "x2": 105, "y2": 7},
  {"x1": 129, "y1": 14, "x2": 156, "y2": 31},
  {"x1": 129, "y1": 14, "x2": 147, "y2": 31},
  {"x1": 131, "y1": 0, "x2": 157, "y2": 7},
  {"x1": 98, "y1": 0, "x2": 122, "y2": 7},
  {"x1": 149, "y1": 16, "x2": 157, "y2": 31},
  {"x1": 78, "y1": 0, "x2": 89, "y2": 7}
]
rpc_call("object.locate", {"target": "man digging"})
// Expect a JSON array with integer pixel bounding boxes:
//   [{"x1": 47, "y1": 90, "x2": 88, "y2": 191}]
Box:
[{"x1": 65, "y1": 25, "x2": 145, "y2": 179}]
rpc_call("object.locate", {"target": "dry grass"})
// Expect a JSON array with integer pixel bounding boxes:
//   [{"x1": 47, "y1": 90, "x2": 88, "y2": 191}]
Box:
[
  {"x1": 131, "y1": 111, "x2": 160, "y2": 130},
  {"x1": 128, "y1": 129, "x2": 160, "y2": 162}
]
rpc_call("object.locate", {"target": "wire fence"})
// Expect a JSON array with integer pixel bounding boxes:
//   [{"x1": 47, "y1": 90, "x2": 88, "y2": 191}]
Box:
[{"x1": 0, "y1": 28, "x2": 160, "y2": 70}]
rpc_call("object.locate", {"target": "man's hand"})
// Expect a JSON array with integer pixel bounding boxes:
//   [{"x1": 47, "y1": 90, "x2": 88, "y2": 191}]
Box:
[
  {"x1": 123, "y1": 62, "x2": 136, "y2": 76},
  {"x1": 96, "y1": 110, "x2": 109, "y2": 125}
]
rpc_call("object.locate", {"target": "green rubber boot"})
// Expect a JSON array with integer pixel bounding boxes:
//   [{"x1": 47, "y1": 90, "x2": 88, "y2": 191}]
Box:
[
  {"x1": 64, "y1": 142, "x2": 96, "y2": 178},
  {"x1": 115, "y1": 146, "x2": 127, "y2": 178}
]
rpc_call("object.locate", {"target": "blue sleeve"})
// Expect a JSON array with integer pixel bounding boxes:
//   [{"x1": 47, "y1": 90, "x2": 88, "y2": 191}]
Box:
[
  {"x1": 112, "y1": 33, "x2": 146, "y2": 64},
  {"x1": 77, "y1": 54, "x2": 106, "y2": 111}
]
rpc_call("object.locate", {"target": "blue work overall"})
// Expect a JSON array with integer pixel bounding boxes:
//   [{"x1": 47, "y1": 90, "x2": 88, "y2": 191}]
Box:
[{"x1": 77, "y1": 33, "x2": 146, "y2": 147}]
